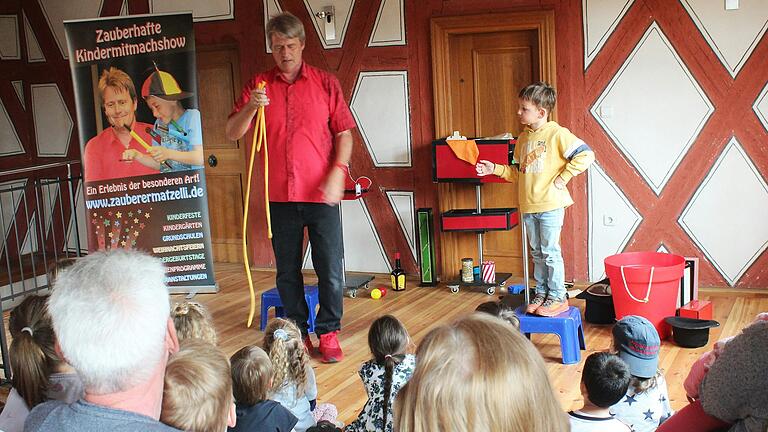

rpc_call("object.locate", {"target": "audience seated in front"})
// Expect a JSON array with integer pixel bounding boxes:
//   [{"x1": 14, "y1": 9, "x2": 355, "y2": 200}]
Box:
[
  {"x1": 161, "y1": 338, "x2": 236, "y2": 432},
  {"x1": 394, "y1": 313, "x2": 568, "y2": 432},
  {"x1": 659, "y1": 313, "x2": 768, "y2": 432},
  {"x1": 171, "y1": 301, "x2": 218, "y2": 345},
  {"x1": 475, "y1": 300, "x2": 521, "y2": 329},
  {"x1": 346, "y1": 315, "x2": 415, "y2": 432},
  {"x1": 228, "y1": 344, "x2": 298, "y2": 432},
  {"x1": 24, "y1": 250, "x2": 181, "y2": 431},
  {"x1": 568, "y1": 352, "x2": 631, "y2": 431},
  {"x1": 263, "y1": 318, "x2": 320, "y2": 432},
  {"x1": 0, "y1": 295, "x2": 83, "y2": 432},
  {"x1": 608, "y1": 316, "x2": 673, "y2": 432}
]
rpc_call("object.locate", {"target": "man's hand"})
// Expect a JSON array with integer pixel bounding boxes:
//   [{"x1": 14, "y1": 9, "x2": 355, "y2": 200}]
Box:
[
  {"x1": 553, "y1": 175, "x2": 566, "y2": 190},
  {"x1": 247, "y1": 88, "x2": 269, "y2": 110},
  {"x1": 476, "y1": 160, "x2": 495, "y2": 176},
  {"x1": 321, "y1": 166, "x2": 345, "y2": 205},
  {"x1": 121, "y1": 149, "x2": 140, "y2": 161}
]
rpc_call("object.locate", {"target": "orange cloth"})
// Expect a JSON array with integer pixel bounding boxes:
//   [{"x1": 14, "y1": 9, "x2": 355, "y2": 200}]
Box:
[{"x1": 446, "y1": 139, "x2": 479, "y2": 165}]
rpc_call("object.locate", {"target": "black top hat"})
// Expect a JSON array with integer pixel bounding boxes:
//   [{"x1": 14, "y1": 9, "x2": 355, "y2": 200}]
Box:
[
  {"x1": 664, "y1": 316, "x2": 720, "y2": 348},
  {"x1": 575, "y1": 278, "x2": 615, "y2": 324}
]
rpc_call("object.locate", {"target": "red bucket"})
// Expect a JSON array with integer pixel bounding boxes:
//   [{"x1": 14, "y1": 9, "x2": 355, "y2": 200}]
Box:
[{"x1": 604, "y1": 252, "x2": 685, "y2": 339}]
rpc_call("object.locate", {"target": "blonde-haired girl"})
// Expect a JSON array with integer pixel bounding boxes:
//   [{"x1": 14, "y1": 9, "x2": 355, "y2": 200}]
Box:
[
  {"x1": 264, "y1": 318, "x2": 318, "y2": 432},
  {"x1": 394, "y1": 313, "x2": 568, "y2": 432},
  {"x1": 171, "y1": 301, "x2": 217, "y2": 345}
]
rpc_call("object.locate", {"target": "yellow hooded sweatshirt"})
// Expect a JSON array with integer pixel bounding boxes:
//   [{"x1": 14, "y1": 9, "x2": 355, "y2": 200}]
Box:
[{"x1": 492, "y1": 121, "x2": 594, "y2": 213}]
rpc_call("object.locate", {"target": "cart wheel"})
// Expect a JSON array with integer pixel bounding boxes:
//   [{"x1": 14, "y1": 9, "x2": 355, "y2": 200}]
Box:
[
  {"x1": 364, "y1": 283, "x2": 370, "y2": 289},
  {"x1": 498, "y1": 280, "x2": 506, "y2": 287},
  {"x1": 449, "y1": 285, "x2": 459, "y2": 294},
  {"x1": 486, "y1": 287, "x2": 496, "y2": 295},
  {"x1": 348, "y1": 289, "x2": 357, "y2": 298}
]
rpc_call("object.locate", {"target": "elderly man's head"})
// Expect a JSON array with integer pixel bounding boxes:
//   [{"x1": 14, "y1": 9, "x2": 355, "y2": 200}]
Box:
[{"x1": 48, "y1": 250, "x2": 171, "y2": 394}]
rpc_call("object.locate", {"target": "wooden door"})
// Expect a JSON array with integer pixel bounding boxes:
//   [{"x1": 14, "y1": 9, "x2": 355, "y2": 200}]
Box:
[
  {"x1": 197, "y1": 46, "x2": 246, "y2": 263},
  {"x1": 431, "y1": 11, "x2": 556, "y2": 281},
  {"x1": 447, "y1": 30, "x2": 538, "y2": 277}
]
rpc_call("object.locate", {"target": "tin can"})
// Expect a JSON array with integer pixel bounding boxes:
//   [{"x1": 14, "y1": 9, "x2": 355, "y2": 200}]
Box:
[
  {"x1": 461, "y1": 258, "x2": 474, "y2": 283},
  {"x1": 482, "y1": 260, "x2": 496, "y2": 283}
]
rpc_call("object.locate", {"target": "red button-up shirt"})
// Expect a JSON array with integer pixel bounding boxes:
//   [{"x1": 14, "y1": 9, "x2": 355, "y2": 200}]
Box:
[
  {"x1": 230, "y1": 63, "x2": 357, "y2": 203},
  {"x1": 83, "y1": 122, "x2": 160, "y2": 182}
]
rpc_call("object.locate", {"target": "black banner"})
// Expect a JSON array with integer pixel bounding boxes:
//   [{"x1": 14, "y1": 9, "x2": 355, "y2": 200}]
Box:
[{"x1": 65, "y1": 13, "x2": 216, "y2": 290}]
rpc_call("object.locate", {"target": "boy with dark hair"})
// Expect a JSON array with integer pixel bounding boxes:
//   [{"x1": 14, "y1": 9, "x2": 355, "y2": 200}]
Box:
[
  {"x1": 477, "y1": 81, "x2": 595, "y2": 316},
  {"x1": 568, "y1": 352, "x2": 632, "y2": 431}
]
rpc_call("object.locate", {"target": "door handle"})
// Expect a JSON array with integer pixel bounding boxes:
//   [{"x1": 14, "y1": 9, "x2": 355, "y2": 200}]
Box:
[{"x1": 207, "y1": 154, "x2": 218, "y2": 167}]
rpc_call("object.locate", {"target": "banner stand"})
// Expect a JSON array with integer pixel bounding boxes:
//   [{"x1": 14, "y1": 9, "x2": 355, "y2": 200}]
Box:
[{"x1": 65, "y1": 13, "x2": 218, "y2": 293}]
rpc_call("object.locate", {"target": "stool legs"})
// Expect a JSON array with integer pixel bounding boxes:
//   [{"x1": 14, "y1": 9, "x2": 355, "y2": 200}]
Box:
[
  {"x1": 260, "y1": 287, "x2": 319, "y2": 334},
  {"x1": 515, "y1": 306, "x2": 586, "y2": 365},
  {"x1": 560, "y1": 319, "x2": 581, "y2": 365}
]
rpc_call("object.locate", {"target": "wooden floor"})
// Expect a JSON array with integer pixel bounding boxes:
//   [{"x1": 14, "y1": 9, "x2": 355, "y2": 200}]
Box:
[{"x1": 193, "y1": 263, "x2": 768, "y2": 425}]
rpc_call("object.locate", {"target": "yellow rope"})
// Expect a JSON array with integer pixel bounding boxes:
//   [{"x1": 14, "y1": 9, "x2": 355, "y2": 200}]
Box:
[{"x1": 243, "y1": 82, "x2": 270, "y2": 327}]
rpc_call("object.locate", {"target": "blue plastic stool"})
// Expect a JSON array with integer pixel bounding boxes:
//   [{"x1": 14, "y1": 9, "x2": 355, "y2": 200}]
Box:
[
  {"x1": 260, "y1": 285, "x2": 319, "y2": 333},
  {"x1": 514, "y1": 306, "x2": 586, "y2": 365}
]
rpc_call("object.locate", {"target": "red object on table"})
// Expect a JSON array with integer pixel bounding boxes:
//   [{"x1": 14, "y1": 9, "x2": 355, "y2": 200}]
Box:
[
  {"x1": 433, "y1": 139, "x2": 515, "y2": 183},
  {"x1": 441, "y1": 208, "x2": 519, "y2": 232},
  {"x1": 679, "y1": 300, "x2": 713, "y2": 320}
]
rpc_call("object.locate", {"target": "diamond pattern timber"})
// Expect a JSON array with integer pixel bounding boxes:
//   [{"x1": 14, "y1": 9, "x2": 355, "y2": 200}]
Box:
[
  {"x1": 591, "y1": 22, "x2": 714, "y2": 195},
  {"x1": 679, "y1": 138, "x2": 768, "y2": 286}
]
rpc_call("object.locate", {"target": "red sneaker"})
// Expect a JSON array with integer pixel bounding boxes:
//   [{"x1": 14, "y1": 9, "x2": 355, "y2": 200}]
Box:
[
  {"x1": 303, "y1": 335, "x2": 317, "y2": 356},
  {"x1": 318, "y1": 331, "x2": 343, "y2": 363}
]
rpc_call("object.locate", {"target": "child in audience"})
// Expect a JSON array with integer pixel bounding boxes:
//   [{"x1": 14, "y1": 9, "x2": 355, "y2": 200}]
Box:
[
  {"x1": 161, "y1": 338, "x2": 236, "y2": 432},
  {"x1": 684, "y1": 312, "x2": 768, "y2": 400},
  {"x1": 346, "y1": 315, "x2": 416, "y2": 432},
  {"x1": 0, "y1": 294, "x2": 83, "y2": 432},
  {"x1": 308, "y1": 421, "x2": 343, "y2": 432},
  {"x1": 263, "y1": 318, "x2": 319, "y2": 432},
  {"x1": 171, "y1": 301, "x2": 218, "y2": 345},
  {"x1": 394, "y1": 313, "x2": 568, "y2": 432},
  {"x1": 658, "y1": 312, "x2": 768, "y2": 432},
  {"x1": 476, "y1": 81, "x2": 594, "y2": 317},
  {"x1": 609, "y1": 316, "x2": 673, "y2": 432},
  {"x1": 475, "y1": 300, "x2": 521, "y2": 329},
  {"x1": 569, "y1": 352, "x2": 631, "y2": 431},
  {"x1": 229, "y1": 344, "x2": 298, "y2": 432}
]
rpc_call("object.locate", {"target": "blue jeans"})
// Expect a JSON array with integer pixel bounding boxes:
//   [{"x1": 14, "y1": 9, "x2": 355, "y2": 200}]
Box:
[
  {"x1": 270, "y1": 202, "x2": 344, "y2": 336},
  {"x1": 523, "y1": 208, "x2": 565, "y2": 301}
]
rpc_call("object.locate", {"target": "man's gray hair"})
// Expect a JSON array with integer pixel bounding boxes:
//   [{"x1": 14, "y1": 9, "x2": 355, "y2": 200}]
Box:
[
  {"x1": 48, "y1": 250, "x2": 171, "y2": 394},
  {"x1": 266, "y1": 12, "x2": 306, "y2": 48}
]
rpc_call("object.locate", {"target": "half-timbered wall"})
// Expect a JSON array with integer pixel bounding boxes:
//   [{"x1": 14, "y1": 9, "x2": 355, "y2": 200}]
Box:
[{"x1": 1, "y1": 0, "x2": 767, "y2": 288}]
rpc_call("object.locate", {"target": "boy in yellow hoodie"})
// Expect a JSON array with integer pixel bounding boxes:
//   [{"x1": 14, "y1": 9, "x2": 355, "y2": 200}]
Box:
[{"x1": 476, "y1": 82, "x2": 594, "y2": 316}]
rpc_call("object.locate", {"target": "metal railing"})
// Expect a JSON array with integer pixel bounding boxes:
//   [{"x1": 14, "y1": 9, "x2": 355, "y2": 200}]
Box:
[{"x1": 0, "y1": 161, "x2": 85, "y2": 381}]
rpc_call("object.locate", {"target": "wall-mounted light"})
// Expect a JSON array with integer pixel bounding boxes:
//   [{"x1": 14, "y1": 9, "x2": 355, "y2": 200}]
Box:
[{"x1": 314, "y1": 6, "x2": 336, "y2": 40}]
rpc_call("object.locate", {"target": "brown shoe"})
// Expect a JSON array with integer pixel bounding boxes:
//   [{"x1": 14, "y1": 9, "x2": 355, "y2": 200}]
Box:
[
  {"x1": 535, "y1": 298, "x2": 569, "y2": 317},
  {"x1": 525, "y1": 294, "x2": 547, "y2": 314}
]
